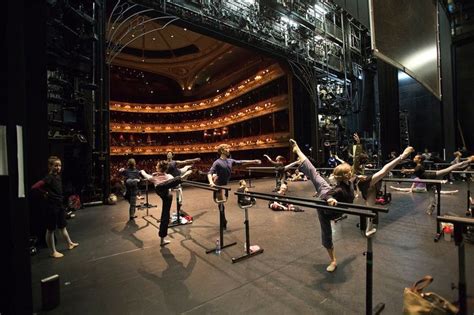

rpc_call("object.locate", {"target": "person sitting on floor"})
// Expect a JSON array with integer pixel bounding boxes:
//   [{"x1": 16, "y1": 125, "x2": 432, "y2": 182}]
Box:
[{"x1": 268, "y1": 182, "x2": 304, "y2": 212}]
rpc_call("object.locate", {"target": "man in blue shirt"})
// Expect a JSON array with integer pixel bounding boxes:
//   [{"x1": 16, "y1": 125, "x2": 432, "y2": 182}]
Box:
[{"x1": 208, "y1": 144, "x2": 261, "y2": 229}]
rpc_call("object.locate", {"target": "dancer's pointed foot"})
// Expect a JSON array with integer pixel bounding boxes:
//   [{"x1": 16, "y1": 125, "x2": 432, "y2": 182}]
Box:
[{"x1": 289, "y1": 139, "x2": 299, "y2": 153}]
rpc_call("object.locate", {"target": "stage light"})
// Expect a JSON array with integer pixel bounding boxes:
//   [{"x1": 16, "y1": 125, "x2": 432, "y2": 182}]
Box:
[
  {"x1": 280, "y1": 16, "x2": 297, "y2": 27},
  {"x1": 398, "y1": 71, "x2": 411, "y2": 81},
  {"x1": 314, "y1": 3, "x2": 327, "y2": 15},
  {"x1": 402, "y1": 45, "x2": 437, "y2": 71}
]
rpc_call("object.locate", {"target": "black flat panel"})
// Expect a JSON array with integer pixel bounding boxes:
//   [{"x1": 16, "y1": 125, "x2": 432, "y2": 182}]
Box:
[
  {"x1": 358, "y1": 0, "x2": 369, "y2": 29},
  {"x1": 346, "y1": 0, "x2": 359, "y2": 20}
]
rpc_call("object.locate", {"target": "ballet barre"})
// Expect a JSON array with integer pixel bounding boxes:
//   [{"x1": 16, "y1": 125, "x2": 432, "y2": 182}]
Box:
[
  {"x1": 235, "y1": 190, "x2": 385, "y2": 315},
  {"x1": 243, "y1": 190, "x2": 388, "y2": 213},
  {"x1": 384, "y1": 178, "x2": 447, "y2": 241},
  {"x1": 182, "y1": 180, "x2": 237, "y2": 254},
  {"x1": 316, "y1": 167, "x2": 382, "y2": 173},
  {"x1": 437, "y1": 215, "x2": 474, "y2": 315},
  {"x1": 247, "y1": 190, "x2": 388, "y2": 229},
  {"x1": 383, "y1": 178, "x2": 447, "y2": 185},
  {"x1": 246, "y1": 166, "x2": 298, "y2": 172},
  {"x1": 450, "y1": 170, "x2": 474, "y2": 174}
]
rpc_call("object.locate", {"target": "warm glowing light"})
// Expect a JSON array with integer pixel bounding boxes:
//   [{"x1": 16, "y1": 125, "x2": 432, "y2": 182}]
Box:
[{"x1": 402, "y1": 45, "x2": 437, "y2": 71}]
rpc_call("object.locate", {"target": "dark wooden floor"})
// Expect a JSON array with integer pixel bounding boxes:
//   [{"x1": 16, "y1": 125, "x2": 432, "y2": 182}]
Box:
[{"x1": 31, "y1": 177, "x2": 473, "y2": 314}]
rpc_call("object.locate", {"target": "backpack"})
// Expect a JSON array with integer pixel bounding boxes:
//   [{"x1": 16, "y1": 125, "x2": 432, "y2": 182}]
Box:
[{"x1": 67, "y1": 194, "x2": 82, "y2": 211}]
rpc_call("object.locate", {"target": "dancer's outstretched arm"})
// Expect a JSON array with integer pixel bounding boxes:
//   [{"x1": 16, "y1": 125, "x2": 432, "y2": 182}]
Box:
[
  {"x1": 263, "y1": 154, "x2": 280, "y2": 166},
  {"x1": 434, "y1": 156, "x2": 474, "y2": 177},
  {"x1": 140, "y1": 170, "x2": 152, "y2": 181},
  {"x1": 239, "y1": 159, "x2": 262, "y2": 166},
  {"x1": 335, "y1": 155, "x2": 345, "y2": 164},
  {"x1": 176, "y1": 157, "x2": 200, "y2": 167},
  {"x1": 371, "y1": 146, "x2": 414, "y2": 185}
]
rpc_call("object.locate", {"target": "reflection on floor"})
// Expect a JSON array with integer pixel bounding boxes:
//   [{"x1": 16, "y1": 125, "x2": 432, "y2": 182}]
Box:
[{"x1": 31, "y1": 178, "x2": 473, "y2": 314}]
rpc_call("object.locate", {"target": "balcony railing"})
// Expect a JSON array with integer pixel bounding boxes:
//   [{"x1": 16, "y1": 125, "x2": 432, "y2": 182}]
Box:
[
  {"x1": 110, "y1": 95, "x2": 288, "y2": 133},
  {"x1": 110, "y1": 132, "x2": 291, "y2": 156},
  {"x1": 109, "y1": 63, "x2": 285, "y2": 113}
]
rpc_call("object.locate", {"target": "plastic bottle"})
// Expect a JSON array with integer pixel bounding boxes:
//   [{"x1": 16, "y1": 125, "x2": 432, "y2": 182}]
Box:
[
  {"x1": 215, "y1": 239, "x2": 221, "y2": 254},
  {"x1": 443, "y1": 226, "x2": 453, "y2": 242}
]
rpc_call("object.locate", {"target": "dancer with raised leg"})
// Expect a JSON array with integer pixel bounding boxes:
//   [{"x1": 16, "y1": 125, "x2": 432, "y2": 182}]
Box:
[
  {"x1": 355, "y1": 145, "x2": 414, "y2": 236},
  {"x1": 140, "y1": 161, "x2": 193, "y2": 246},
  {"x1": 290, "y1": 139, "x2": 354, "y2": 272},
  {"x1": 166, "y1": 151, "x2": 200, "y2": 220},
  {"x1": 401, "y1": 154, "x2": 474, "y2": 214},
  {"x1": 208, "y1": 144, "x2": 261, "y2": 229}
]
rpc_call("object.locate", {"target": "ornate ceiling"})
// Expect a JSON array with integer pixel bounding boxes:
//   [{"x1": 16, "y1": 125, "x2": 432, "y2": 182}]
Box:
[{"x1": 108, "y1": 17, "x2": 263, "y2": 94}]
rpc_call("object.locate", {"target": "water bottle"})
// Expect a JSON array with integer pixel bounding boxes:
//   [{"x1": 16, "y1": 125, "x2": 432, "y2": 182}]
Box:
[{"x1": 215, "y1": 239, "x2": 221, "y2": 254}]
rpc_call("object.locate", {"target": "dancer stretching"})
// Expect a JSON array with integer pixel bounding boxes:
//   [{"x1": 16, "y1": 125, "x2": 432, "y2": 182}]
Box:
[
  {"x1": 290, "y1": 139, "x2": 354, "y2": 272},
  {"x1": 355, "y1": 146, "x2": 414, "y2": 236},
  {"x1": 166, "y1": 151, "x2": 200, "y2": 215},
  {"x1": 208, "y1": 144, "x2": 261, "y2": 229},
  {"x1": 140, "y1": 161, "x2": 192, "y2": 246},
  {"x1": 263, "y1": 154, "x2": 286, "y2": 191},
  {"x1": 401, "y1": 154, "x2": 474, "y2": 214}
]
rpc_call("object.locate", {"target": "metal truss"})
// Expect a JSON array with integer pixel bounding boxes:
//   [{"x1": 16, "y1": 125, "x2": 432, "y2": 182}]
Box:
[{"x1": 106, "y1": 0, "x2": 179, "y2": 64}]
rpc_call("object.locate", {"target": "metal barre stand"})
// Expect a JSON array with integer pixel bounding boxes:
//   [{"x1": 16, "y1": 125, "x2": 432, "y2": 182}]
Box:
[
  {"x1": 236, "y1": 190, "x2": 388, "y2": 315},
  {"x1": 383, "y1": 178, "x2": 447, "y2": 241},
  {"x1": 437, "y1": 215, "x2": 474, "y2": 315},
  {"x1": 451, "y1": 171, "x2": 474, "y2": 216},
  {"x1": 168, "y1": 185, "x2": 192, "y2": 227},
  {"x1": 182, "y1": 181, "x2": 237, "y2": 254},
  {"x1": 246, "y1": 166, "x2": 296, "y2": 191},
  {"x1": 246, "y1": 168, "x2": 254, "y2": 188},
  {"x1": 232, "y1": 192, "x2": 264, "y2": 263},
  {"x1": 138, "y1": 180, "x2": 157, "y2": 218}
]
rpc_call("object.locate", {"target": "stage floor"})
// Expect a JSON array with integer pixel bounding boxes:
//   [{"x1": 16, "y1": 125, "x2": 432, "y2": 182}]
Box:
[{"x1": 31, "y1": 178, "x2": 473, "y2": 314}]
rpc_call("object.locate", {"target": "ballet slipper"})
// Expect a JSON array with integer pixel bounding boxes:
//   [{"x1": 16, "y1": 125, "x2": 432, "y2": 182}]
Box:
[
  {"x1": 50, "y1": 251, "x2": 64, "y2": 258},
  {"x1": 68, "y1": 242, "x2": 79, "y2": 250},
  {"x1": 326, "y1": 261, "x2": 337, "y2": 272},
  {"x1": 289, "y1": 139, "x2": 299, "y2": 153}
]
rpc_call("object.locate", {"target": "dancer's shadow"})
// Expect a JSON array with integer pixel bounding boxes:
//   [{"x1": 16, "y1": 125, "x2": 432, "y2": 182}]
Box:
[
  {"x1": 111, "y1": 219, "x2": 147, "y2": 249},
  {"x1": 311, "y1": 254, "x2": 358, "y2": 292},
  {"x1": 138, "y1": 248, "x2": 197, "y2": 313}
]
